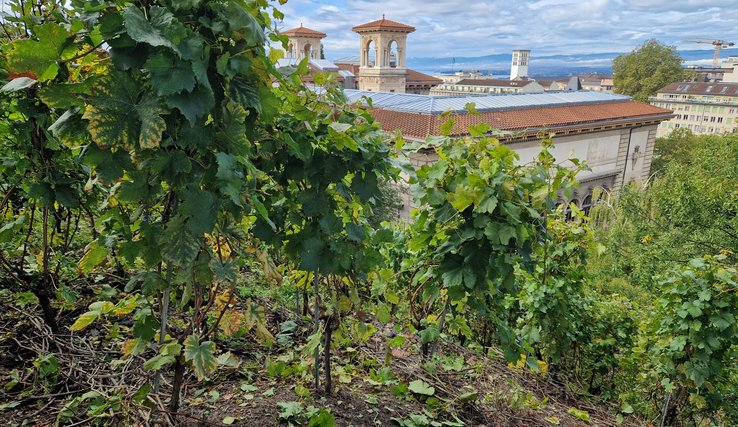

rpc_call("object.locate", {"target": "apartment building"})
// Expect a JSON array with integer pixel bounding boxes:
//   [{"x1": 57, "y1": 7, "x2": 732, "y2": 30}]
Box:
[{"x1": 651, "y1": 82, "x2": 738, "y2": 137}]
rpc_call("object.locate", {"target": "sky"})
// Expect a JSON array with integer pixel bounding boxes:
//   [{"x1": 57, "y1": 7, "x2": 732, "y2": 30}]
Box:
[{"x1": 274, "y1": 0, "x2": 738, "y2": 62}]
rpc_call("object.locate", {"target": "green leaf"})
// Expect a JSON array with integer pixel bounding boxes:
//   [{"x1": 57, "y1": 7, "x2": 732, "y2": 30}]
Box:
[
  {"x1": 7, "y1": 23, "x2": 69, "y2": 81},
  {"x1": 144, "y1": 52, "x2": 197, "y2": 96},
  {"x1": 183, "y1": 335, "x2": 218, "y2": 381},
  {"x1": 143, "y1": 354, "x2": 175, "y2": 371},
  {"x1": 222, "y1": 416, "x2": 236, "y2": 425},
  {"x1": 122, "y1": 6, "x2": 182, "y2": 52},
  {"x1": 0, "y1": 401, "x2": 21, "y2": 411},
  {"x1": 165, "y1": 84, "x2": 215, "y2": 124},
  {"x1": 1, "y1": 77, "x2": 37, "y2": 92},
  {"x1": 308, "y1": 409, "x2": 335, "y2": 427},
  {"x1": 180, "y1": 188, "x2": 218, "y2": 234},
  {"x1": 277, "y1": 401, "x2": 303, "y2": 420},
  {"x1": 408, "y1": 379, "x2": 435, "y2": 396},
  {"x1": 567, "y1": 407, "x2": 590, "y2": 423},
  {"x1": 160, "y1": 217, "x2": 200, "y2": 264}
]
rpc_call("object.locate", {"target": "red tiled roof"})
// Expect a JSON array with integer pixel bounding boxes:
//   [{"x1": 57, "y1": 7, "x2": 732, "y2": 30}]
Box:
[
  {"x1": 368, "y1": 102, "x2": 673, "y2": 139},
  {"x1": 406, "y1": 69, "x2": 442, "y2": 84},
  {"x1": 657, "y1": 82, "x2": 738, "y2": 96},
  {"x1": 352, "y1": 18, "x2": 415, "y2": 33},
  {"x1": 456, "y1": 78, "x2": 538, "y2": 87},
  {"x1": 282, "y1": 25, "x2": 326, "y2": 38}
]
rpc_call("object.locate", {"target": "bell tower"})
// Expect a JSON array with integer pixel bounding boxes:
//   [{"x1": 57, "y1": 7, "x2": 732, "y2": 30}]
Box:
[
  {"x1": 510, "y1": 49, "x2": 531, "y2": 80},
  {"x1": 282, "y1": 24, "x2": 326, "y2": 61},
  {"x1": 352, "y1": 16, "x2": 415, "y2": 93}
]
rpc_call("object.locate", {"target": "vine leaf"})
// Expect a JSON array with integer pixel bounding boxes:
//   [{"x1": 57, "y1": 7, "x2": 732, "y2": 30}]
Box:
[
  {"x1": 122, "y1": 6, "x2": 183, "y2": 52},
  {"x1": 83, "y1": 72, "x2": 167, "y2": 150},
  {"x1": 69, "y1": 301, "x2": 115, "y2": 331},
  {"x1": 408, "y1": 379, "x2": 435, "y2": 396},
  {"x1": 160, "y1": 216, "x2": 200, "y2": 264},
  {"x1": 184, "y1": 335, "x2": 218, "y2": 381},
  {"x1": 7, "y1": 23, "x2": 70, "y2": 81},
  {"x1": 142, "y1": 354, "x2": 175, "y2": 371},
  {"x1": 1, "y1": 77, "x2": 37, "y2": 92},
  {"x1": 78, "y1": 241, "x2": 108, "y2": 273},
  {"x1": 144, "y1": 52, "x2": 197, "y2": 96}
]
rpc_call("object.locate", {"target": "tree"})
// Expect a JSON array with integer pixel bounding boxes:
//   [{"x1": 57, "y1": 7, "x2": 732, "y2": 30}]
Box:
[
  {"x1": 613, "y1": 39, "x2": 685, "y2": 102},
  {"x1": 651, "y1": 128, "x2": 698, "y2": 174}
]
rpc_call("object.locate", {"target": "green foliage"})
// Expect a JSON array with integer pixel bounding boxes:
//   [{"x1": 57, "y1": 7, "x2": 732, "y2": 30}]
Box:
[
  {"x1": 406, "y1": 131, "x2": 583, "y2": 360},
  {"x1": 636, "y1": 255, "x2": 738, "y2": 423},
  {"x1": 590, "y1": 133, "x2": 738, "y2": 292},
  {"x1": 651, "y1": 128, "x2": 698, "y2": 174},
  {"x1": 613, "y1": 39, "x2": 685, "y2": 102},
  {"x1": 516, "y1": 207, "x2": 591, "y2": 367}
]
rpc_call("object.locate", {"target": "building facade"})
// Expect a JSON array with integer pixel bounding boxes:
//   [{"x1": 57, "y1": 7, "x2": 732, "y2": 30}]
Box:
[
  {"x1": 430, "y1": 78, "x2": 544, "y2": 96},
  {"x1": 341, "y1": 90, "x2": 672, "y2": 217},
  {"x1": 650, "y1": 82, "x2": 738, "y2": 137},
  {"x1": 283, "y1": 25, "x2": 326, "y2": 61}
]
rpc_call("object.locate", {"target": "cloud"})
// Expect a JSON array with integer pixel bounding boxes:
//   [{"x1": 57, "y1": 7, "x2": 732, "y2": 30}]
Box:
[{"x1": 274, "y1": 0, "x2": 736, "y2": 65}]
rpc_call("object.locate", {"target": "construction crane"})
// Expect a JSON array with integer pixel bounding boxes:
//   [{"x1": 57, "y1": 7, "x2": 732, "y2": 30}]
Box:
[{"x1": 686, "y1": 39, "x2": 735, "y2": 68}]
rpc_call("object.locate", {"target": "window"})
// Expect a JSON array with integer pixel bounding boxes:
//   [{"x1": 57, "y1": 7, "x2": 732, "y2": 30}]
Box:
[{"x1": 718, "y1": 117, "x2": 723, "y2": 123}]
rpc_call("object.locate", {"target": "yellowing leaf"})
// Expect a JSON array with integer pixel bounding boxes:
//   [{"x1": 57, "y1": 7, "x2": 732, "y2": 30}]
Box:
[
  {"x1": 78, "y1": 241, "x2": 107, "y2": 273},
  {"x1": 184, "y1": 335, "x2": 218, "y2": 381},
  {"x1": 69, "y1": 311, "x2": 99, "y2": 331}
]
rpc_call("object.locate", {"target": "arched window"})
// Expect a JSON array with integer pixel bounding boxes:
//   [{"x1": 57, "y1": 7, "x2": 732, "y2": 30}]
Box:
[
  {"x1": 288, "y1": 43, "x2": 295, "y2": 59},
  {"x1": 303, "y1": 43, "x2": 314, "y2": 60},
  {"x1": 366, "y1": 40, "x2": 376, "y2": 67},
  {"x1": 388, "y1": 40, "x2": 399, "y2": 68},
  {"x1": 582, "y1": 194, "x2": 593, "y2": 215}
]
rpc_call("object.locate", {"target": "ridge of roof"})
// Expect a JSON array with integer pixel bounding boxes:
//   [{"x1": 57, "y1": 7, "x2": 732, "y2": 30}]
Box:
[
  {"x1": 282, "y1": 25, "x2": 326, "y2": 38},
  {"x1": 352, "y1": 18, "x2": 416, "y2": 32}
]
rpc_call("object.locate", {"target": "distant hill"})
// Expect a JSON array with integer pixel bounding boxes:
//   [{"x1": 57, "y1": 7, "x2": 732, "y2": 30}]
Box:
[{"x1": 406, "y1": 48, "x2": 738, "y2": 77}]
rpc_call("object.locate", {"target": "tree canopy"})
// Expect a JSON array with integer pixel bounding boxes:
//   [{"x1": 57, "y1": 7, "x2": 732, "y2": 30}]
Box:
[{"x1": 613, "y1": 39, "x2": 685, "y2": 102}]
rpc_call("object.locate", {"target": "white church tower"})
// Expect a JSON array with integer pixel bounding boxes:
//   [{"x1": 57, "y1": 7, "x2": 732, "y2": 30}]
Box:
[{"x1": 510, "y1": 49, "x2": 531, "y2": 80}]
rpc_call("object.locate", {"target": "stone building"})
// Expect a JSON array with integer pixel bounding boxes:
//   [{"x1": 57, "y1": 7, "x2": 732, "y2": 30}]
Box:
[
  {"x1": 342, "y1": 90, "x2": 673, "y2": 217},
  {"x1": 283, "y1": 25, "x2": 326, "y2": 61},
  {"x1": 650, "y1": 82, "x2": 738, "y2": 137},
  {"x1": 352, "y1": 17, "x2": 416, "y2": 93}
]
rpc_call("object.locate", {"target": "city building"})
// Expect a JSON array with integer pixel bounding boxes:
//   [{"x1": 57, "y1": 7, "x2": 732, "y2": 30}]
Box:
[
  {"x1": 510, "y1": 49, "x2": 531, "y2": 80},
  {"x1": 650, "y1": 82, "x2": 738, "y2": 137},
  {"x1": 283, "y1": 25, "x2": 326, "y2": 60},
  {"x1": 580, "y1": 73, "x2": 614, "y2": 92},
  {"x1": 352, "y1": 17, "x2": 416, "y2": 93},
  {"x1": 723, "y1": 57, "x2": 738, "y2": 83},
  {"x1": 334, "y1": 57, "x2": 442, "y2": 94},
  {"x1": 343, "y1": 90, "x2": 672, "y2": 216},
  {"x1": 278, "y1": 25, "x2": 356, "y2": 89},
  {"x1": 430, "y1": 78, "x2": 545, "y2": 96},
  {"x1": 433, "y1": 71, "x2": 488, "y2": 84},
  {"x1": 534, "y1": 76, "x2": 582, "y2": 91}
]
